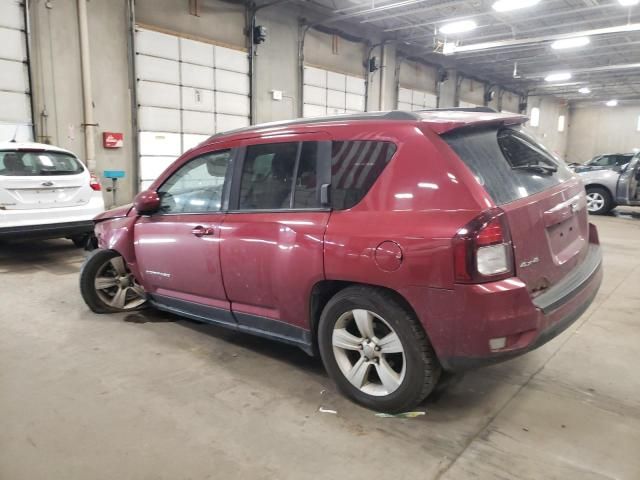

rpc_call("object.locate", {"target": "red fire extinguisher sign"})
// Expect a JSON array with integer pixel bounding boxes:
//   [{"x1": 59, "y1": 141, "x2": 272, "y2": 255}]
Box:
[{"x1": 103, "y1": 132, "x2": 124, "y2": 149}]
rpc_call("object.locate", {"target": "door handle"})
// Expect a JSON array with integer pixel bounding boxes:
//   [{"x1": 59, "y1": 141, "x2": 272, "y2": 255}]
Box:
[{"x1": 191, "y1": 225, "x2": 216, "y2": 237}]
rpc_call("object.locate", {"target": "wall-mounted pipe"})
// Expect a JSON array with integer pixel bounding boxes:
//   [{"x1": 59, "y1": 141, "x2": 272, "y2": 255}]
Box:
[
  {"x1": 393, "y1": 54, "x2": 403, "y2": 110},
  {"x1": 24, "y1": 0, "x2": 36, "y2": 141},
  {"x1": 454, "y1": 74, "x2": 463, "y2": 107},
  {"x1": 378, "y1": 42, "x2": 387, "y2": 111},
  {"x1": 363, "y1": 41, "x2": 377, "y2": 112},
  {"x1": 77, "y1": 0, "x2": 96, "y2": 170},
  {"x1": 298, "y1": 23, "x2": 311, "y2": 118},
  {"x1": 126, "y1": 0, "x2": 139, "y2": 192}
]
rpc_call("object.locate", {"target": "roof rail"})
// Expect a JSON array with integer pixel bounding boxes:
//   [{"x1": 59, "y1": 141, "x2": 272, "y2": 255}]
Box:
[
  {"x1": 205, "y1": 111, "x2": 421, "y2": 141},
  {"x1": 204, "y1": 108, "x2": 507, "y2": 144},
  {"x1": 418, "y1": 107, "x2": 498, "y2": 113}
]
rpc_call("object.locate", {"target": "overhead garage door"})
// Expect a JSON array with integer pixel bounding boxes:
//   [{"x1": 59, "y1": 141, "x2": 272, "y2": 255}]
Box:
[
  {"x1": 303, "y1": 66, "x2": 365, "y2": 118},
  {"x1": 397, "y1": 87, "x2": 437, "y2": 112},
  {"x1": 135, "y1": 26, "x2": 250, "y2": 190},
  {"x1": 0, "y1": 0, "x2": 33, "y2": 142}
]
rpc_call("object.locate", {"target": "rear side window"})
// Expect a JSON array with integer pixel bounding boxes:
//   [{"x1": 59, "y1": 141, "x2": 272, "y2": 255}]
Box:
[
  {"x1": 238, "y1": 142, "x2": 322, "y2": 210},
  {"x1": 443, "y1": 128, "x2": 573, "y2": 205},
  {"x1": 239, "y1": 142, "x2": 298, "y2": 210},
  {"x1": 331, "y1": 141, "x2": 397, "y2": 210},
  {"x1": 0, "y1": 150, "x2": 84, "y2": 176}
]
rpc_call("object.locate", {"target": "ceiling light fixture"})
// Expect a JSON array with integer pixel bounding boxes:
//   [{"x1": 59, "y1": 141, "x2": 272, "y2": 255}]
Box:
[
  {"x1": 551, "y1": 36, "x2": 590, "y2": 50},
  {"x1": 439, "y1": 20, "x2": 477, "y2": 35},
  {"x1": 606, "y1": 99, "x2": 619, "y2": 107},
  {"x1": 545, "y1": 72, "x2": 572, "y2": 82},
  {"x1": 578, "y1": 87, "x2": 591, "y2": 94},
  {"x1": 493, "y1": 0, "x2": 541, "y2": 12},
  {"x1": 618, "y1": 0, "x2": 639, "y2": 6},
  {"x1": 440, "y1": 23, "x2": 640, "y2": 55}
]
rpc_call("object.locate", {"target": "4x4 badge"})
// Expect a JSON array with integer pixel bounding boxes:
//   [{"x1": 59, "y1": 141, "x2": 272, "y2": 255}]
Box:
[{"x1": 520, "y1": 257, "x2": 540, "y2": 268}]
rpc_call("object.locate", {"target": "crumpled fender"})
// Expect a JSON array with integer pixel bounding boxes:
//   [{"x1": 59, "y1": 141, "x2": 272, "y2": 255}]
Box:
[
  {"x1": 94, "y1": 203, "x2": 134, "y2": 223},
  {"x1": 93, "y1": 206, "x2": 142, "y2": 281}
]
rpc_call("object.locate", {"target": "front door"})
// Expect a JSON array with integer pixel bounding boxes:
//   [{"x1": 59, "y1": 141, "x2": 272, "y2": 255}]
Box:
[
  {"x1": 616, "y1": 154, "x2": 640, "y2": 206},
  {"x1": 219, "y1": 136, "x2": 331, "y2": 347},
  {"x1": 134, "y1": 149, "x2": 233, "y2": 322}
]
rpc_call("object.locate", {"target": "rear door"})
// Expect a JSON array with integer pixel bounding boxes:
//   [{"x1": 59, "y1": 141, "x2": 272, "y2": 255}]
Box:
[
  {"x1": 0, "y1": 149, "x2": 90, "y2": 209},
  {"x1": 616, "y1": 154, "x2": 640, "y2": 206},
  {"x1": 444, "y1": 127, "x2": 588, "y2": 293},
  {"x1": 219, "y1": 134, "x2": 331, "y2": 340}
]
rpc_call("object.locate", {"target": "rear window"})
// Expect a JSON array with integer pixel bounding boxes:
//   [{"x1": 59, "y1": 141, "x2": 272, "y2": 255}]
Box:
[
  {"x1": 443, "y1": 128, "x2": 573, "y2": 205},
  {"x1": 0, "y1": 150, "x2": 84, "y2": 176},
  {"x1": 331, "y1": 141, "x2": 397, "y2": 210}
]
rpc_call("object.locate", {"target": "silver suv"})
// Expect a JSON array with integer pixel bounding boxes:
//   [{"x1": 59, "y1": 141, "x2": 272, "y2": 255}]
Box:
[{"x1": 577, "y1": 152, "x2": 640, "y2": 214}]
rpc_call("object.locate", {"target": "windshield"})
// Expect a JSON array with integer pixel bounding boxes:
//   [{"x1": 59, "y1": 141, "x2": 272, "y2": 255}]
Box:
[{"x1": 0, "y1": 150, "x2": 84, "y2": 176}]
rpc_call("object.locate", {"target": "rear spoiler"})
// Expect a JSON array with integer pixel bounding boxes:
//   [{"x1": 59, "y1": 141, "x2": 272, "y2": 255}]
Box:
[{"x1": 418, "y1": 111, "x2": 529, "y2": 135}]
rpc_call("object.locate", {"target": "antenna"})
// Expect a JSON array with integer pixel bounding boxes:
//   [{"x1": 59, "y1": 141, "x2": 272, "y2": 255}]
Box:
[{"x1": 9, "y1": 125, "x2": 19, "y2": 143}]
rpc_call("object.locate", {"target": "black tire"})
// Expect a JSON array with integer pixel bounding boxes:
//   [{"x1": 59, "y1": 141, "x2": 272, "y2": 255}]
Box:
[
  {"x1": 71, "y1": 234, "x2": 89, "y2": 248},
  {"x1": 585, "y1": 186, "x2": 614, "y2": 215},
  {"x1": 318, "y1": 285, "x2": 441, "y2": 413},
  {"x1": 79, "y1": 249, "x2": 147, "y2": 314}
]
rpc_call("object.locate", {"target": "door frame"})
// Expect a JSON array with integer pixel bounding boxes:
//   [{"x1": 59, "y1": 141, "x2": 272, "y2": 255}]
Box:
[{"x1": 616, "y1": 154, "x2": 640, "y2": 205}]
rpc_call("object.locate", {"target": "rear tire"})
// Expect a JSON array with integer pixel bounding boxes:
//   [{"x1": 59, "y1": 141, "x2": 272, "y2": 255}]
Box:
[
  {"x1": 586, "y1": 186, "x2": 614, "y2": 215},
  {"x1": 318, "y1": 286, "x2": 441, "y2": 413},
  {"x1": 80, "y1": 249, "x2": 147, "y2": 313}
]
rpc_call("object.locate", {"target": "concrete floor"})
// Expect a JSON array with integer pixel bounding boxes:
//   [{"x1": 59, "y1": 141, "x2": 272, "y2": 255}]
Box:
[{"x1": 1, "y1": 211, "x2": 640, "y2": 480}]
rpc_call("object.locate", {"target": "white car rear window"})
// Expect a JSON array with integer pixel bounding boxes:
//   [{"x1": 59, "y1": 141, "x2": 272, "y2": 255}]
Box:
[{"x1": 0, "y1": 150, "x2": 84, "y2": 176}]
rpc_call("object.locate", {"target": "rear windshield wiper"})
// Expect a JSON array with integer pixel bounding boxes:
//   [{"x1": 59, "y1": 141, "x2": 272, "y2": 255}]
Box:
[{"x1": 511, "y1": 163, "x2": 558, "y2": 174}]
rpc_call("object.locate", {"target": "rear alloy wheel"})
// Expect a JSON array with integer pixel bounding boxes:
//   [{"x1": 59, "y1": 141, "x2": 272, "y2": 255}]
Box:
[
  {"x1": 80, "y1": 249, "x2": 147, "y2": 313},
  {"x1": 586, "y1": 186, "x2": 613, "y2": 215},
  {"x1": 318, "y1": 286, "x2": 440, "y2": 413}
]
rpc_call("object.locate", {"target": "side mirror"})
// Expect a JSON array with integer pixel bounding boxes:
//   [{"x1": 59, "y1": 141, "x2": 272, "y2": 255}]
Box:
[{"x1": 133, "y1": 190, "x2": 161, "y2": 215}]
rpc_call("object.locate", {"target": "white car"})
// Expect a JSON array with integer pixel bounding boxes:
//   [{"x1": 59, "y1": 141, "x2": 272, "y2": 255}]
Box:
[{"x1": 0, "y1": 142, "x2": 105, "y2": 246}]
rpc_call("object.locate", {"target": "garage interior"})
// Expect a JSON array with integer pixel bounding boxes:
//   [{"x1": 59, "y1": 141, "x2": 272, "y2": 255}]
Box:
[{"x1": 1, "y1": 0, "x2": 640, "y2": 479}]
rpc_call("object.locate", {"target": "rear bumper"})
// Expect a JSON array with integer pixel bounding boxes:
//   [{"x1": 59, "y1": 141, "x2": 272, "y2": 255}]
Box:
[
  {"x1": 415, "y1": 242, "x2": 603, "y2": 372},
  {"x1": 0, "y1": 220, "x2": 95, "y2": 239}
]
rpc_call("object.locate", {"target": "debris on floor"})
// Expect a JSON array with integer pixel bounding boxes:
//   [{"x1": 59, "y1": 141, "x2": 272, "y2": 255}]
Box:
[
  {"x1": 375, "y1": 411, "x2": 426, "y2": 418},
  {"x1": 318, "y1": 407, "x2": 338, "y2": 414}
]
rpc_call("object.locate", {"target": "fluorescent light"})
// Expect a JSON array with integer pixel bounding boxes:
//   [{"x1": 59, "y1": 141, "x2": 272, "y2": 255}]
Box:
[
  {"x1": 530, "y1": 107, "x2": 540, "y2": 127},
  {"x1": 619, "y1": 0, "x2": 639, "y2": 6},
  {"x1": 606, "y1": 99, "x2": 618, "y2": 107},
  {"x1": 637, "y1": 115, "x2": 640, "y2": 132},
  {"x1": 558, "y1": 115, "x2": 566, "y2": 133},
  {"x1": 493, "y1": 0, "x2": 541, "y2": 12},
  {"x1": 440, "y1": 20, "x2": 477, "y2": 35},
  {"x1": 578, "y1": 87, "x2": 591, "y2": 94},
  {"x1": 442, "y1": 42, "x2": 457, "y2": 55},
  {"x1": 551, "y1": 37, "x2": 590, "y2": 50},
  {"x1": 545, "y1": 72, "x2": 572, "y2": 82}
]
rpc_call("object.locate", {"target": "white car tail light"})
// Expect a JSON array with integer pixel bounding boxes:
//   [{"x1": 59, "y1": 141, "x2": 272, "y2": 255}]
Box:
[{"x1": 90, "y1": 174, "x2": 101, "y2": 191}]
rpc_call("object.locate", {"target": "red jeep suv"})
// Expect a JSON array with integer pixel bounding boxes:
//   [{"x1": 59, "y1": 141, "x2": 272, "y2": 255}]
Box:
[{"x1": 80, "y1": 110, "x2": 602, "y2": 412}]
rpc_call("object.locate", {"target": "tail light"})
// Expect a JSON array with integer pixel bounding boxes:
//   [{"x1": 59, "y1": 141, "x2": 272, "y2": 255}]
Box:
[
  {"x1": 90, "y1": 174, "x2": 101, "y2": 191},
  {"x1": 453, "y1": 208, "x2": 514, "y2": 283}
]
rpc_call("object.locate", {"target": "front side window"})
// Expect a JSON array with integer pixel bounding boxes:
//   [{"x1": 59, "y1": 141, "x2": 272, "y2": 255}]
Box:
[
  {"x1": 0, "y1": 150, "x2": 84, "y2": 176},
  {"x1": 330, "y1": 141, "x2": 397, "y2": 210},
  {"x1": 158, "y1": 150, "x2": 230, "y2": 214}
]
